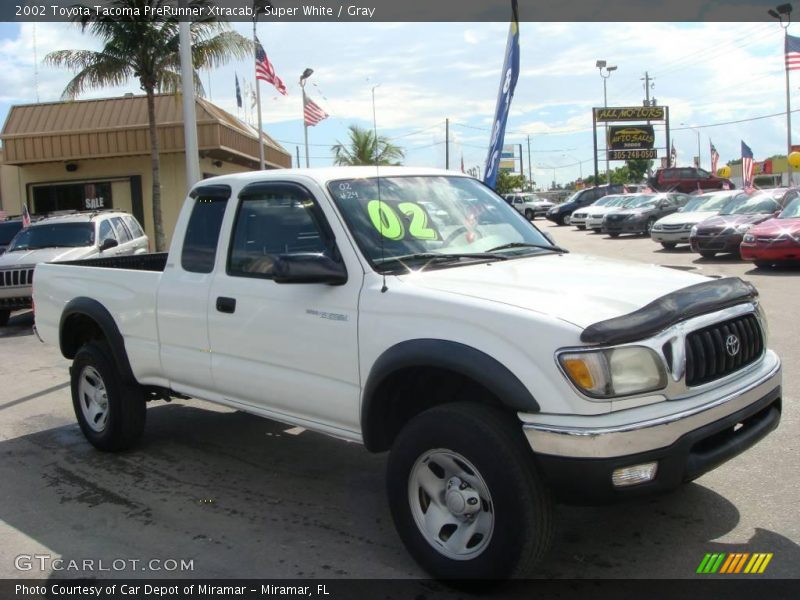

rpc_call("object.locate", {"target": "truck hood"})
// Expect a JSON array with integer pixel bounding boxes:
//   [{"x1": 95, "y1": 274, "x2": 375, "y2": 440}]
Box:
[
  {"x1": 0, "y1": 246, "x2": 95, "y2": 267},
  {"x1": 655, "y1": 210, "x2": 717, "y2": 226},
  {"x1": 396, "y1": 252, "x2": 708, "y2": 330}
]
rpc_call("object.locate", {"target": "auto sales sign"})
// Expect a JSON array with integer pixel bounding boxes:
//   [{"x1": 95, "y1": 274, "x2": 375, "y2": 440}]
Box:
[{"x1": 608, "y1": 125, "x2": 656, "y2": 150}]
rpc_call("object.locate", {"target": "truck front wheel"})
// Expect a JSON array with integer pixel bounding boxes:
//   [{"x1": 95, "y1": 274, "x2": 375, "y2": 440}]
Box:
[
  {"x1": 71, "y1": 341, "x2": 146, "y2": 451},
  {"x1": 387, "y1": 402, "x2": 553, "y2": 579}
]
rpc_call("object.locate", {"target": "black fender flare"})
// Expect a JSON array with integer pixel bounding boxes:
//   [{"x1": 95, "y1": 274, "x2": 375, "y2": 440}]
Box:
[
  {"x1": 361, "y1": 339, "x2": 539, "y2": 451},
  {"x1": 59, "y1": 297, "x2": 138, "y2": 386}
]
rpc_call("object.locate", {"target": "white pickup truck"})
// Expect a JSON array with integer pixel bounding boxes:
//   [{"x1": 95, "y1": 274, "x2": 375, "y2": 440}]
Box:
[{"x1": 33, "y1": 167, "x2": 781, "y2": 580}]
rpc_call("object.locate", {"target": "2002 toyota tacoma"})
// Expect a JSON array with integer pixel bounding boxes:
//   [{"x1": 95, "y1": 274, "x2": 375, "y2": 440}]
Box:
[{"x1": 33, "y1": 167, "x2": 781, "y2": 579}]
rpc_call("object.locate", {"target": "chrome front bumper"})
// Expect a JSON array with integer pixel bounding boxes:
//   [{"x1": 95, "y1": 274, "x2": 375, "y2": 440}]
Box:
[{"x1": 522, "y1": 353, "x2": 781, "y2": 459}]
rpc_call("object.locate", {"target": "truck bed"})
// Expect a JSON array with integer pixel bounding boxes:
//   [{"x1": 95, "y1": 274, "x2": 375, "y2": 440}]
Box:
[{"x1": 59, "y1": 252, "x2": 168, "y2": 271}]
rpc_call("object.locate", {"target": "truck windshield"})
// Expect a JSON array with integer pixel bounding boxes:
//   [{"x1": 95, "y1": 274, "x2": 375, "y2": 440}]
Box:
[
  {"x1": 327, "y1": 176, "x2": 556, "y2": 272},
  {"x1": 7, "y1": 223, "x2": 94, "y2": 251}
]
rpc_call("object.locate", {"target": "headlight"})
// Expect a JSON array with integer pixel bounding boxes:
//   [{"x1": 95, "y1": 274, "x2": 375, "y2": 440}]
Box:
[
  {"x1": 558, "y1": 346, "x2": 667, "y2": 399},
  {"x1": 683, "y1": 223, "x2": 694, "y2": 231},
  {"x1": 548, "y1": 208, "x2": 557, "y2": 215},
  {"x1": 626, "y1": 213, "x2": 643, "y2": 221},
  {"x1": 735, "y1": 223, "x2": 752, "y2": 233},
  {"x1": 652, "y1": 223, "x2": 663, "y2": 231},
  {"x1": 743, "y1": 233, "x2": 755, "y2": 243},
  {"x1": 690, "y1": 225, "x2": 698, "y2": 237}
]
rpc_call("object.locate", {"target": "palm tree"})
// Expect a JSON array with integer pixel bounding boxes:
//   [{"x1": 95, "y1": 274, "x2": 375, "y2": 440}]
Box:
[
  {"x1": 332, "y1": 125, "x2": 405, "y2": 166},
  {"x1": 45, "y1": 0, "x2": 251, "y2": 251}
]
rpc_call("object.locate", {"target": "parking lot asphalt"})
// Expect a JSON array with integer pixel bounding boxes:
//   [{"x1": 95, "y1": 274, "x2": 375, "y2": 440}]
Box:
[{"x1": 0, "y1": 221, "x2": 797, "y2": 581}]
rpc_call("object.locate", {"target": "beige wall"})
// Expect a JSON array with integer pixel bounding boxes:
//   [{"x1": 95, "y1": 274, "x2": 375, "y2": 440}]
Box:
[{"x1": 0, "y1": 153, "x2": 251, "y2": 247}]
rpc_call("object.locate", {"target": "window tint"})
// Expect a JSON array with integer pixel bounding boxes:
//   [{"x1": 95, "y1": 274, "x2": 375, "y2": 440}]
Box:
[
  {"x1": 98, "y1": 220, "x2": 116, "y2": 245},
  {"x1": 110, "y1": 217, "x2": 132, "y2": 243},
  {"x1": 182, "y1": 186, "x2": 231, "y2": 273},
  {"x1": 228, "y1": 183, "x2": 329, "y2": 279},
  {"x1": 123, "y1": 215, "x2": 145, "y2": 239},
  {"x1": 679, "y1": 168, "x2": 695, "y2": 178}
]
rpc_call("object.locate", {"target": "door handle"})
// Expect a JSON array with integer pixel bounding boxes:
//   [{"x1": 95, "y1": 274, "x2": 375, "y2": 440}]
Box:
[{"x1": 216, "y1": 296, "x2": 236, "y2": 314}]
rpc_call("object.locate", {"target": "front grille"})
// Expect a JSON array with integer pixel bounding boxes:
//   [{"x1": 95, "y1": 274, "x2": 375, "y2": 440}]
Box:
[
  {"x1": 685, "y1": 314, "x2": 764, "y2": 387},
  {"x1": 662, "y1": 224, "x2": 685, "y2": 231},
  {"x1": 0, "y1": 268, "x2": 34, "y2": 287},
  {"x1": 607, "y1": 214, "x2": 625, "y2": 221}
]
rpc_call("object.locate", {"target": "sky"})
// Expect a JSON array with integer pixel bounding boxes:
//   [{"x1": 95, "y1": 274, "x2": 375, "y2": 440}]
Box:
[{"x1": 0, "y1": 19, "x2": 794, "y2": 188}]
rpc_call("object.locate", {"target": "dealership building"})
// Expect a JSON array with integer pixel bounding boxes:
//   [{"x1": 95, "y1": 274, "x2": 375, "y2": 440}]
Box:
[{"x1": 0, "y1": 93, "x2": 291, "y2": 244}]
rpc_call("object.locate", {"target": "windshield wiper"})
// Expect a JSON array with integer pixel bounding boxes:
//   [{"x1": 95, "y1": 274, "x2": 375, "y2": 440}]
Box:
[
  {"x1": 375, "y1": 252, "x2": 509, "y2": 270},
  {"x1": 487, "y1": 242, "x2": 569, "y2": 254}
]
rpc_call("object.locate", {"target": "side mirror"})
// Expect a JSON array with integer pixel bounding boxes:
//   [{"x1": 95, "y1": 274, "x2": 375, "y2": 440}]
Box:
[
  {"x1": 272, "y1": 253, "x2": 348, "y2": 285},
  {"x1": 99, "y1": 238, "x2": 118, "y2": 252}
]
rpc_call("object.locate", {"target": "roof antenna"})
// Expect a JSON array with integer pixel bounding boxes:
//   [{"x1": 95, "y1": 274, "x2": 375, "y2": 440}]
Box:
[{"x1": 372, "y1": 83, "x2": 388, "y2": 293}]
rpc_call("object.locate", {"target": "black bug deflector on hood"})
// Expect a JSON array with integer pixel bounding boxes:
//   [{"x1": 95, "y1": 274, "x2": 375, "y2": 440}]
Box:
[{"x1": 580, "y1": 277, "x2": 759, "y2": 345}]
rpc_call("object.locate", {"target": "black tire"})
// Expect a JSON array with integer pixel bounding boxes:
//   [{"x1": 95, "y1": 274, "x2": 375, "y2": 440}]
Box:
[
  {"x1": 592, "y1": 228, "x2": 601, "y2": 233},
  {"x1": 387, "y1": 402, "x2": 553, "y2": 580},
  {"x1": 0, "y1": 310, "x2": 9, "y2": 326},
  {"x1": 555, "y1": 214, "x2": 566, "y2": 226},
  {"x1": 576, "y1": 225, "x2": 586, "y2": 230},
  {"x1": 644, "y1": 219, "x2": 656, "y2": 236},
  {"x1": 699, "y1": 251, "x2": 716, "y2": 259},
  {"x1": 524, "y1": 209, "x2": 534, "y2": 220},
  {"x1": 754, "y1": 261, "x2": 772, "y2": 269},
  {"x1": 71, "y1": 341, "x2": 146, "y2": 451},
  {"x1": 661, "y1": 242, "x2": 677, "y2": 250},
  {"x1": 608, "y1": 232, "x2": 620, "y2": 238}
]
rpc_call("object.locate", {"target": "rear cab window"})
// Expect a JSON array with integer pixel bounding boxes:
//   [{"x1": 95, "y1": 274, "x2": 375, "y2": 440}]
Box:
[{"x1": 181, "y1": 185, "x2": 231, "y2": 273}]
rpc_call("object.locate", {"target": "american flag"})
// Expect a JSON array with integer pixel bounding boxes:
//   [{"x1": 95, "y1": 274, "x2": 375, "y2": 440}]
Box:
[
  {"x1": 22, "y1": 203, "x2": 31, "y2": 228},
  {"x1": 786, "y1": 33, "x2": 800, "y2": 71},
  {"x1": 710, "y1": 141, "x2": 720, "y2": 174},
  {"x1": 670, "y1": 141, "x2": 677, "y2": 167},
  {"x1": 303, "y1": 96, "x2": 328, "y2": 126},
  {"x1": 254, "y1": 37, "x2": 287, "y2": 96},
  {"x1": 741, "y1": 140, "x2": 754, "y2": 189}
]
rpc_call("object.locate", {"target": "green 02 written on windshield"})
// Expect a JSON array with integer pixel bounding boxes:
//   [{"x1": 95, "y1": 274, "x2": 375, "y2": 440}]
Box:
[{"x1": 326, "y1": 176, "x2": 562, "y2": 273}]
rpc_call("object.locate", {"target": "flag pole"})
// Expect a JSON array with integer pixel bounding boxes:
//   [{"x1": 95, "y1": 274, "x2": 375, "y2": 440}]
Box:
[
  {"x1": 253, "y1": 19, "x2": 265, "y2": 170},
  {"x1": 785, "y1": 27, "x2": 793, "y2": 185}
]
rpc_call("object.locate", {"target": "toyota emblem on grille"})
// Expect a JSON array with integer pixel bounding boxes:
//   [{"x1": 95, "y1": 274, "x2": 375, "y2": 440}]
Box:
[{"x1": 725, "y1": 334, "x2": 741, "y2": 357}]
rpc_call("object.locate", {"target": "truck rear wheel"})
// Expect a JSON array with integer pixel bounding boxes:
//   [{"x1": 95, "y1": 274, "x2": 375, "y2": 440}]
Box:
[
  {"x1": 71, "y1": 341, "x2": 146, "y2": 451},
  {"x1": 387, "y1": 402, "x2": 553, "y2": 579}
]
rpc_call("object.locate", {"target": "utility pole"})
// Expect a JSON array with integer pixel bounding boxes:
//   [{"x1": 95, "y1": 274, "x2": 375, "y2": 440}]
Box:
[
  {"x1": 641, "y1": 71, "x2": 655, "y2": 106},
  {"x1": 179, "y1": 17, "x2": 200, "y2": 188},
  {"x1": 445, "y1": 118, "x2": 450, "y2": 169},
  {"x1": 295, "y1": 146, "x2": 300, "y2": 168},
  {"x1": 518, "y1": 143, "x2": 523, "y2": 180}
]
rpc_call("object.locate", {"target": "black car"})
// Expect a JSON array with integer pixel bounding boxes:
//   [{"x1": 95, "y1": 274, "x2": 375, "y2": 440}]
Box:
[
  {"x1": 601, "y1": 193, "x2": 689, "y2": 237},
  {"x1": 0, "y1": 219, "x2": 24, "y2": 255},
  {"x1": 545, "y1": 184, "x2": 625, "y2": 225}
]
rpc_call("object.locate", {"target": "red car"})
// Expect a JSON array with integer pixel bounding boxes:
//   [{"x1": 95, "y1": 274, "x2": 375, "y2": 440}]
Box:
[{"x1": 740, "y1": 195, "x2": 800, "y2": 267}]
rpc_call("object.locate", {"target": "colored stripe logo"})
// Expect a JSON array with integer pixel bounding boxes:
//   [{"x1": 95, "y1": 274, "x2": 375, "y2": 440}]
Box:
[{"x1": 696, "y1": 553, "x2": 773, "y2": 574}]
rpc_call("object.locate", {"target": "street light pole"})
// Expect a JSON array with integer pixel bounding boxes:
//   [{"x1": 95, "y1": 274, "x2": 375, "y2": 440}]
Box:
[
  {"x1": 300, "y1": 68, "x2": 314, "y2": 168},
  {"x1": 681, "y1": 123, "x2": 702, "y2": 169},
  {"x1": 597, "y1": 60, "x2": 617, "y2": 185},
  {"x1": 769, "y1": 4, "x2": 794, "y2": 185}
]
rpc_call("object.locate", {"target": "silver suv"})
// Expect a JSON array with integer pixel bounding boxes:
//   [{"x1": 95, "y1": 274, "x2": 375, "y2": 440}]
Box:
[
  {"x1": 0, "y1": 211, "x2": 148, "y2": 325},
  {"x1": 504, "y1": 192, "x2": 555, "y2": 220}
]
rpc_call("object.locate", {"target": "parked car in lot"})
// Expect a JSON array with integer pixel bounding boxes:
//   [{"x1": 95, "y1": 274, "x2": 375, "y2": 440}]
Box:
[
  {"x1": 570, "y1": 195, "x2": 625, "y2": 230},
  {"x1": 741, "y1": 194, "x2": 800, "y2": 267},
  {"x1": 650, "y1": 190, "x2": 745, "y2": 249},
  {"x1": 689, "y1": 191, "x2": 785, "y2": 258},
  {"x1": 602, "y1": 193, "x2": 690, "y2": 237},
  {"x1": 584, "y1": 194, "x2": 637, "y2": 232},
  {"x1": 649, "y1": 167, "x2": 734, "y2": 193},
  {"x1": 33, "y1": 167, "x2": 782, "y2": 580},
  {"x1": 0, "y1": 210, "x2": 147, "y2": 325},
  {"x1": 546, "y1": 184, "x2": 625, "y2": 225},
  {"x1": 0, "y1": 218, "x2": 24, "y2": 255},
  {"x1": 504, "y1": 192, "x2": 555, "y2": 220}
]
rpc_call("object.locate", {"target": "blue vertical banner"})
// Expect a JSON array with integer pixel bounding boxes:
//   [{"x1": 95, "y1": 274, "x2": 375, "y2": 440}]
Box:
[{"x1": 483, "y1": 0, "x2": 520, "y2": 189}]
